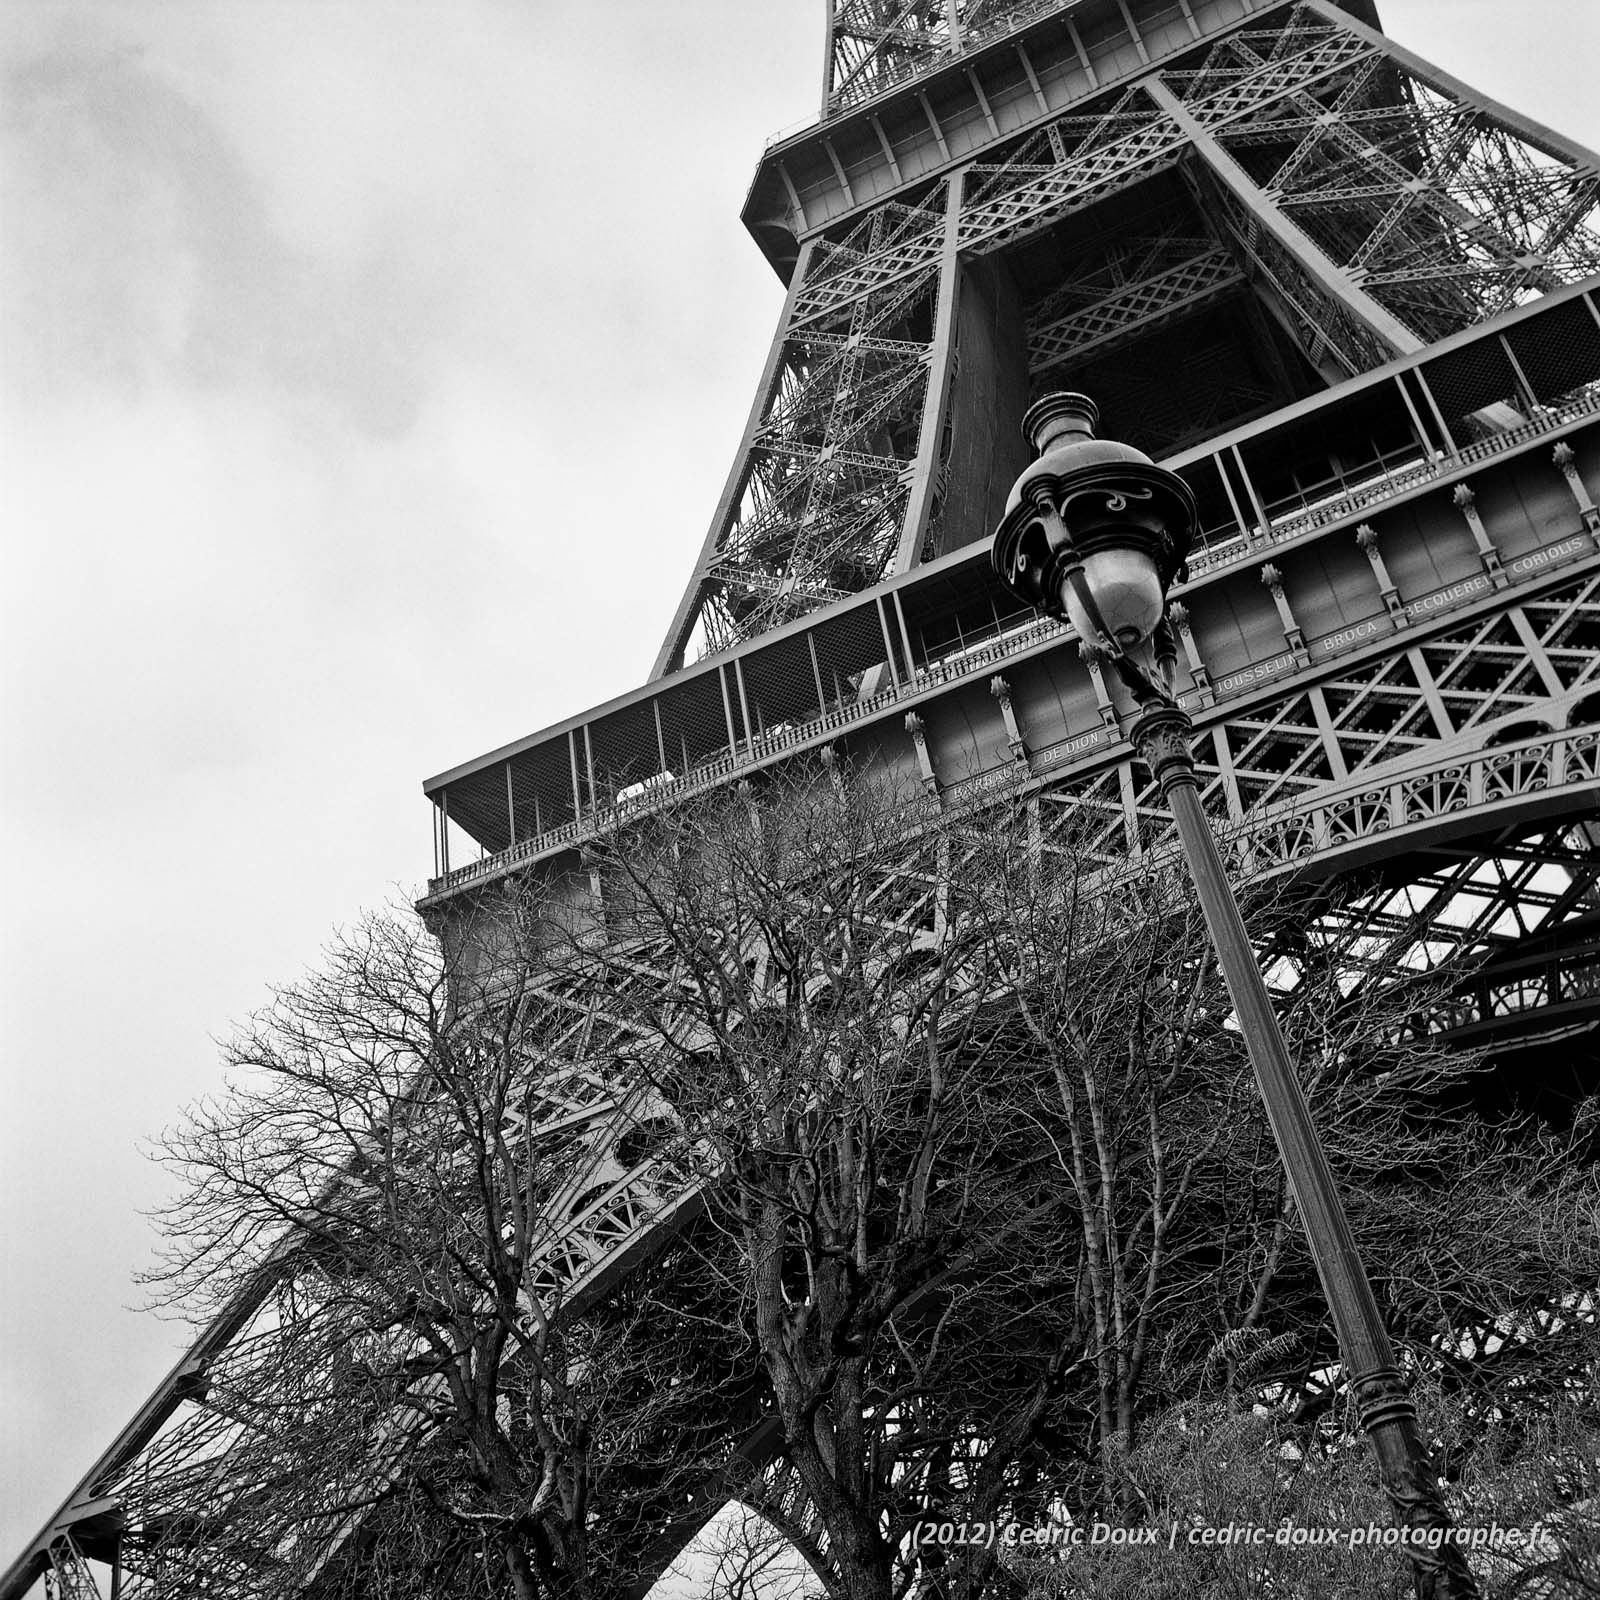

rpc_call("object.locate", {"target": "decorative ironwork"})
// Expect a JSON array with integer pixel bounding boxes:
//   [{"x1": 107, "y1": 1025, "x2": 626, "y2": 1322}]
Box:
[
  {"x1": 661, "y1": 2, "x2": 1600, "y2": 671},
  {"x1": 11, "y1": 4, "x2": 1600, "y2": 1596}
]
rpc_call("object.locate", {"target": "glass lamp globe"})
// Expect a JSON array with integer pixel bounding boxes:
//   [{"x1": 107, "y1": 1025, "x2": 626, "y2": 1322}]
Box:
[
  {"x1": 1063, "y1": 547, "x2": 1166, "y2": 649},
  {"x1": 991, "y1": 391, "x2": 1197, "y2": 650}
]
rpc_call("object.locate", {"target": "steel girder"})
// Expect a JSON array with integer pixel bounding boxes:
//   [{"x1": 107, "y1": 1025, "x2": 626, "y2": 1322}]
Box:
[
  {"x1": 14, "y1": 812, "x2": 1599, "y2": 1598},
  {"x1": 15, "y1": 4, "x2": 1600, "y2": 1596},
  {"x1": 1025, "y1": 236, "x2": 1245, "y2": 371},
  {"x1": 657, "y1": 226, "x2": 942, "y2": 670},
  {"x1": 0, "y1": 1018, "x2": 710, "y2": 1600},
  {"x1": 790, "y1": 23, "x2": 1386, "y2": 327},
  {"x1": 656, "y1": 3, "x2": 1600, "y2": 677},
  {"x1": 19, "y1": 548, "x2": 1600, "y2": 1595},
  {"x1": 1188, "y1": 17, "x2": 1600, "y2": 338},
  {"x1": 824, "y1": 0, "x2": 1067, "y2": 116}
]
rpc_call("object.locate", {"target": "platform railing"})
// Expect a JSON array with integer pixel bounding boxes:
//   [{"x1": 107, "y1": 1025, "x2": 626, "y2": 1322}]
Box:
[{"x1": 425, "y1": 386, "x2": 1600, "y2": 901}]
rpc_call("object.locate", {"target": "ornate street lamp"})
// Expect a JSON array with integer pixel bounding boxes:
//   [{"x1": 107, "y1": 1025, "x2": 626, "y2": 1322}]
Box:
[{"x1": 993, "y1": 392, "x2": 1477, "y2": 1600}]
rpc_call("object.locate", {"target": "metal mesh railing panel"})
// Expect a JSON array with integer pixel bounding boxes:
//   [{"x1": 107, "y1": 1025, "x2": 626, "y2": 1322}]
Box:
[
  {"x1": 1417, "y1": 338, "x2": 1524, "y2": 444},
  {"x1": 1506, "y1": 295, "x2": 1600, "y2": 408}
]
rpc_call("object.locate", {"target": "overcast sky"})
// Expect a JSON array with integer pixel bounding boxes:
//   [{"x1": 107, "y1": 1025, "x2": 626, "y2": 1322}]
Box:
[{"x1": 2, "y1": 0, "x2": 1598, "y2": 1573}]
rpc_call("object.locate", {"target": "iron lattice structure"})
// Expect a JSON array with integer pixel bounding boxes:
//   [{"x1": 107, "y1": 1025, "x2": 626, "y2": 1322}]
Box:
[
  {"x1": 653, "y1": 0, "x2": 1600, "y2": 672},
  {"x1": 8, "y1": 2, "x2": 1600, "y2": 1596}
]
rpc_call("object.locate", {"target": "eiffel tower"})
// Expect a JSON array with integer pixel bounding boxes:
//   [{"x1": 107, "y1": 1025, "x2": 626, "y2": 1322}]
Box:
[{"x1": 8, "y1": 1, "x2": 1600, "y2": 1594}]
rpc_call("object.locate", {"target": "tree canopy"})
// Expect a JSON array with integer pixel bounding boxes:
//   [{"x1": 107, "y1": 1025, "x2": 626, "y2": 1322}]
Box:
[{"x1": 143, "y1": 762, "x2": 1599, "y2": 1599}]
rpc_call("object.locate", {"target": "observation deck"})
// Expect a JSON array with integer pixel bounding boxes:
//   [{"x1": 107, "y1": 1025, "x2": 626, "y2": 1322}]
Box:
[{"x1": 421, "y1": 277, "x2": 1600, "y2": 921}]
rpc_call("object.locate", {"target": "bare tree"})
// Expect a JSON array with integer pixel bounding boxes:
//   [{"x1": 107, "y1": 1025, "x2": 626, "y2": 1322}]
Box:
[
  {"x1": 144, "y1": 909, "x2": 754, "y2": 1599},
  {"x1": 1001, "y1": 1346, "x2": 1600, "y2": 1600},
  {"x1": 965, "y1": 800, "x2": 1600, "y2": 1427},
  {"x1": 529, "y1": 768, "x2": 1262, "y2": 1598},
  {"x1": 657, "y1": 1504, "x2": 819, "y2": 1600},
  {"x1": 141, "y1": 760, "x2": 1597, "y2": 1600},
  {"x1": 540, "y1": 762, "x2": 1599, "y2": 1600}
]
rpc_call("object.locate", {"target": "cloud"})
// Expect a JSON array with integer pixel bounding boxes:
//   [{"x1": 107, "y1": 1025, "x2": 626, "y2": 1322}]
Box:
[
  {"x1": 2, "y1": 30, "x2": 449, "y2": 433},
  {"x1": 0, "y1": 0, "x2": 817, "y2": 1562}
]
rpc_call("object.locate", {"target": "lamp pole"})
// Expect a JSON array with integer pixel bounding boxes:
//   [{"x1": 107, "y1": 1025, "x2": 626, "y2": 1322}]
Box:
[{"x1": 992, "y1": 393, "x2": 1477, "y2": 1600}]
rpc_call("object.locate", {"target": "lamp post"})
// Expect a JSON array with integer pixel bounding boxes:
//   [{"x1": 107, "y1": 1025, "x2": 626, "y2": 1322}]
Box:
[{"x1": 992, "y1": 392, "x2": 1477, "y2": 1600}]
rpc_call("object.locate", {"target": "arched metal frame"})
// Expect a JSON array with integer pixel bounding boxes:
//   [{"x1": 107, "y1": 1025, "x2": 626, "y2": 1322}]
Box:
[{"x1": 10, "y1": 1, "x2": 1600, "y2": 1595}]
